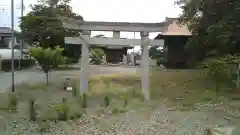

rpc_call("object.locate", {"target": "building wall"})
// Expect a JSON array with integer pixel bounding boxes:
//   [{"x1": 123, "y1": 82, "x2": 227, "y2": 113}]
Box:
[
  {"x1": 0, "y1": 34, "x2": 29, "y2": 49},
  {"x1": 105, "y1": 49, "x2": 123, "y2": 63},
  {"x1": 164, "y1": 36, "x2": 189, "y2": 68},
  {"x1": 104, "y1": 48, "x2": 129, "y2": 63}
]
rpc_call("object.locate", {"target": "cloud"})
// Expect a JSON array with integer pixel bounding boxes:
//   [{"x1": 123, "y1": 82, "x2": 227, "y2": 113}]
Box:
[
  {"x1": 0, "y1": 0, "x2": 37, "y2": 29},
  {"x1": 0, "y1": 0, "x2": 182, "y2": 52},
  {"x1": 0, "y1": 0, "x2": 181, "y2": 52},
  {"x1": 1, "y1": 0, "x2": 181, "y2": 29}
]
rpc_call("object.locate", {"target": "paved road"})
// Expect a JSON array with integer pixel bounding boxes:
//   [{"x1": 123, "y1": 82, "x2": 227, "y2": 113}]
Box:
[{"x1": 0, "y1": 65, "x2": 139, "y2": 93}]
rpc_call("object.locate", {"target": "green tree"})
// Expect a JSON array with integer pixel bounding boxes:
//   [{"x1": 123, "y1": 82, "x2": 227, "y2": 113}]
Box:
[
  {"x1": 202, "y1": 58, "x2": 230, "y2": 94},
  {"x1": 90, "y1": 47, "x2": 105, "y2": 65},
  {"x1": 176, "y1": 0, "x2": 240, "y2": 61},
  {"x1": 29, "y1": 46, "x2": 64, "y2": 84},
  {"x1": 19, "y1": 0, "x2": 82, "y2": 60},
  {"x1": 149, "y1": 46, "x2": 164, "y2": 59}
]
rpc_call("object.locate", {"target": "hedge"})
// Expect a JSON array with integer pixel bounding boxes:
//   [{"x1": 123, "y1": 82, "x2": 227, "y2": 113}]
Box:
[
  {"x1": 0, "y1": 59, "x2": 36, "y2": 71},
  {"x1": 66, "y1": 57, "x2": 79, "y2": 64},
  {"x1": 91, "y1": 57, "x2": 101, "y2": 65}
]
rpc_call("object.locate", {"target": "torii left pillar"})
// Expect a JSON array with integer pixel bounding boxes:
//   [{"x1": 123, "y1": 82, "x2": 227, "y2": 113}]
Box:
[
  {"x1": 80, "y1": 31, "x2": 91, "y2": 93},
  {"x1": 141, "y1": 32, "x2": 150, "y2": 100}
]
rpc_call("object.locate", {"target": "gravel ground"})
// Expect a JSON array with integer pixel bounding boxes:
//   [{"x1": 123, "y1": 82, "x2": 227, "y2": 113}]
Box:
[
  {"x1": 1, "y1": 100, "x2": 239, "y2": 135},
  {"x1": 1, "y1": 65, "x2": 239, "y2": 135}
]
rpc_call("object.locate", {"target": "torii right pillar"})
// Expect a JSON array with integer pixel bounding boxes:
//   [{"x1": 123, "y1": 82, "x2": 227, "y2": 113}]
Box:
[{"x1": 140, "y1": 32, "x2": 150, "y2": 100}]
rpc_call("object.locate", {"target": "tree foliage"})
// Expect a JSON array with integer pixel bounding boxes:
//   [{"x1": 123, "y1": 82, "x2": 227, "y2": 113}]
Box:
[
  {"x1": 90, "y1": 47, "x2": 105, "y2": 65},
  {"x1": 202, "y1": 55, "x2": 240, "y2": 93},
  {"x1": 149, "y1": 46, "x2": 164, "y2": 59},
  {"x1": 19, "y1": 0, "x2": 82, "y2": 60},
  {"x1": 177, "y1": 0, "x2": 240, "y2": 60},
  {"x1": 91, "y1": 48, "x2": 105, "y2": 59},
  {"x1": 29, "y1": 46, "x2": 64, "y2": 84},
  {"x1": 177, "y1": 0, "x2": 240, "y2": 93}
]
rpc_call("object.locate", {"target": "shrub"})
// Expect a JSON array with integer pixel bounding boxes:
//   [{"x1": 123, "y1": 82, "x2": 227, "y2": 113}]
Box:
[
  {"x1": 29, "y1": 46, "x2": 64, "y2": 84},
  {"x1": 202, "y1": 58, "x2": 230, "y2": 93},
  {"x1": 55, "y1": 98, "x2": 69, "y2": 121},
  {"x1": 112, "y1": 107, "x2": 120, "y2": 114},
  {"x1": 7, "y1": 92, "x2": 18, "y2": 111},
  {"x1": 66, "y1": 57, "x2": 79, "y2": 64},
  {"x1": 91, "y1": 58, "x2": 101, "y2": 65},
  {"x1": 202, "y1": 55, "x2": 240, "y2": 93},
  {"x1": 111, "y1": 106, "x2": 125, "y2": 114},
  {"x1": 91, "y1": 47, "x2": 105, "y2": 65},
  {"x1": 69, "y1": 108, "x2": 84, "y2": 120},
  {"x1": 1, "y1": 59, "x2": 35, "y2": 71},
  {"x1": 131, "y1": 88, "x2": 144, "y2": 100}
]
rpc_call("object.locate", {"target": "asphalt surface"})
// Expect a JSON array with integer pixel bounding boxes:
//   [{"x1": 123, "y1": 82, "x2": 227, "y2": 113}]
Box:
[{"x1": 0, "y1": 65, "x2": 139, "y2": 93}]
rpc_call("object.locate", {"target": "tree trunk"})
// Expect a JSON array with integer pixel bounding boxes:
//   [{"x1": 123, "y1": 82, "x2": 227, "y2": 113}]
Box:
[
  {"x1": 215, "y1": 82, "x2": 220, "y2": 98},
  {"x1": 236, "y1": 67, "x2": 239, "y2": 90},
  {"x1": 49, "y1": 71, "x2": 51, "y2": 84},
  {"x1": 45, "y1": 72, "x2": 49, "y2": 84}
]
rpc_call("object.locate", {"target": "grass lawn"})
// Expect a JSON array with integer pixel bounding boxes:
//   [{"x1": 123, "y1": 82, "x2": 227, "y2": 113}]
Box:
[{"x1": 0, "y1": 68, "x2": 239, "y2": 135}]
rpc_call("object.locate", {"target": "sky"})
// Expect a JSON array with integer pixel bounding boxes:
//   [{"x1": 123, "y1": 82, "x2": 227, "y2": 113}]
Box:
[{"x1": 0, "y1": 0, "x2": 182, "y2": 52}]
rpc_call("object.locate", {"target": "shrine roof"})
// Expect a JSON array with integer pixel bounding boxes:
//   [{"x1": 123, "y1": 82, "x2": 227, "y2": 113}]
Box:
[{"x1": 157, "y1": 17, "x2": 192, "y2": 37}]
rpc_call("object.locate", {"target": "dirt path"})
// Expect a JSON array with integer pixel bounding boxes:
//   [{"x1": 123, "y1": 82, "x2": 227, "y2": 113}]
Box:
[{"x1": 0, "y1": 65, "x2": 138, "y2": 93}]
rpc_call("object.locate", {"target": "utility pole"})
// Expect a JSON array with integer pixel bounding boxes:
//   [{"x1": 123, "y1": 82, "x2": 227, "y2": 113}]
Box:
[
  {"x1": 18, "y1": 0, "x2": 24, "y2": 69},
  {"x1": 20, "y1": 0, "x2": 24, "y2": 59},
  {"x1": 11, "y1": 0, "x2": 15, "y2": 92},
  {"x1": 133, "y1": 32, "x2": 135, "y2": 53}
]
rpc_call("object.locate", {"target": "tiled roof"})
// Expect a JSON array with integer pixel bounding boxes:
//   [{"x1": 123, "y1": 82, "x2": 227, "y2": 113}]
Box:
[
  {"x1": 161, "y1": 18, "x2": 192, "y2": 36},
  {"x1": 0, "y1": 27, "x2": 12, "y2": 34},
  {"x1": 0, "y1": 27, "x2": 19, "y2": 34}
]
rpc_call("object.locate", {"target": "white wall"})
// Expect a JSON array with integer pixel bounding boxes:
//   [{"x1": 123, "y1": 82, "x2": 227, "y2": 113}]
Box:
[
  {"x1": 4, "y1": 37, "x2": 29, "y2": 49},
  {"x1": 0, "y1": 49, "x2": 22, "y2": 59}
]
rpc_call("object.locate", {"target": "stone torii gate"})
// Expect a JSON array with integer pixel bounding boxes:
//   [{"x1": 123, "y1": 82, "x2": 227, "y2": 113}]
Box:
[{"x1": 60, "y1": 17, "x2": 168, "y2": 100}]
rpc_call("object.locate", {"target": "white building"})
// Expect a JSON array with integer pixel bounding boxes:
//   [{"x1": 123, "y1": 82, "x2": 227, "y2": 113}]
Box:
[{"x1": 0, "y1": 27, "x2": 29, "y2": 59}]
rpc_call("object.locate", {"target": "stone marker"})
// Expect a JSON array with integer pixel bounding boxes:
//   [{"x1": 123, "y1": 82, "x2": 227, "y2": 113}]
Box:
[{"x1": 66, "y1": 87, "x2": 73, "y2": 92}]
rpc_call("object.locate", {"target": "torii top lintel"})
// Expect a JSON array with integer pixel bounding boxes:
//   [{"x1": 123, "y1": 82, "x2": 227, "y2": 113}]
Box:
[{"x1": 59, "y1": 17, "x2": 170, "y2": 32}]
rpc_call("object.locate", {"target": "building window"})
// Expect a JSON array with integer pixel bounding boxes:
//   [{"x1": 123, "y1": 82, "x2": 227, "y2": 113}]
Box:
[{"x1": 0, "y1": 36, "x2": 8, "y2": 48}]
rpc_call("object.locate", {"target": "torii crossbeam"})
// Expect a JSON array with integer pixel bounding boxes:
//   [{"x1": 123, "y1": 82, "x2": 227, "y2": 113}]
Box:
[{"x1": 59, "y1": 17, "x2": 169, "y2": 100}]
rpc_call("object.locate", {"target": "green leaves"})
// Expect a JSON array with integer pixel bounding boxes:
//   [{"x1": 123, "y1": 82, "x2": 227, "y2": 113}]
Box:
[
  {"x1": 19, "y1": 0, "x2": 83, "y2": 49},
  {"x1": 29, "y1": 46, "x2": 64, "y2": 73},
  {"x1": 91, "y1": 48, "x2": 105, "y2": 59},
  {"x1": 149, "y1": 46, "x2": 164, "y2": 59},
  {"x1": 177, "y1": 0, "x2": 240, "y2": 59},
  {"x1": 90, "y1": 47, "x2": 105, "y2": 64},
  {"x1": 202, "y1": 55, "x2": 240, "y2": 92}
]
